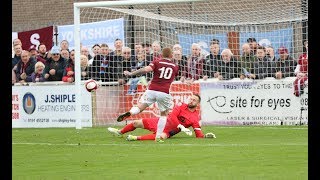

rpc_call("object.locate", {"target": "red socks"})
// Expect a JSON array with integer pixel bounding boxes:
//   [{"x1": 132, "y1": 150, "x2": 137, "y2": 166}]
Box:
[
  {"x1": 120, "y1": 123, "x2": 158, "y2": 141},
  {"x1": 120, "y1": 123, "x2": 136, "y2": 134},
  {"x1": 293, "y1": 77, "x2": 307, "y2": 97},
  {"x1": 137, "y1": 134, "x2": 156, "y2": 140}
]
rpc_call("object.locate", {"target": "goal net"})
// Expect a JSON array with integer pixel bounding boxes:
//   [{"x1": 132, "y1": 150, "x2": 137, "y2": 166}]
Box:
[{"x1": 74, "y1": 0, "x2": 308, "y2": 127}]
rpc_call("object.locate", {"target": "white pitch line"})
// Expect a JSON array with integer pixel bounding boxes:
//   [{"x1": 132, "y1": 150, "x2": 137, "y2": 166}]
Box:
[
  {"x1": 210, "y1": 126, "x2": 308, "y2": 130},
  {"x1": 12, "y1": 142, "x2": 307, "y2": 147}
]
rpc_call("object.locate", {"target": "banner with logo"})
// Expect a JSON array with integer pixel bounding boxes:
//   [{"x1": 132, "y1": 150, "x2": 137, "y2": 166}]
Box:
[
  {"x1": 18, "y1": 26, "x2": 53, "y2": 51},
  {"x1": 58, "y1": 18, "x2": 125, "y2": 51},
  {"x1": 200, "y1": 78, "x2": 308, "y2": 125},
  {"x1": 12, "y1": 85, "x2": 92, "y2": 128},
  {"x1": 239, "y1": 27, "x2": 293, "y2": 58}
]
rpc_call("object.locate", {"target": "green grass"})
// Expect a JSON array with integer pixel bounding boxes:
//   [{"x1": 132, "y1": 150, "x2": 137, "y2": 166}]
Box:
[{"x1": 12, "y1": 126, "x2": 308, "y2": 180}]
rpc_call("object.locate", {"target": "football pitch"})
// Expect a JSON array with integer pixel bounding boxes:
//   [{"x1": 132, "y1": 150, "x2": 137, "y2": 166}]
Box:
[{"x1": 12, "y1": 126, "x2": 308, "y2": 180}]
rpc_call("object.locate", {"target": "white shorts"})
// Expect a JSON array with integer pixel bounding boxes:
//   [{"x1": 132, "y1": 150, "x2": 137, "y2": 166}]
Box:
[{"x1": 139, "y1": 90, "x2": 173, "y2": 112}]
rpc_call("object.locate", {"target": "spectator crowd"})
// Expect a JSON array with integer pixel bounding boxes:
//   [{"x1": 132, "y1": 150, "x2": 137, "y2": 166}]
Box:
[{"x1": 12, "y1": 37, "x2": 308, "y2": 97}]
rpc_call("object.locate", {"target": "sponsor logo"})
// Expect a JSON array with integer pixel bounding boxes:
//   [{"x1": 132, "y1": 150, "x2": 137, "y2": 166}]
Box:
[
  {"x1": 23, "y1": 92, "x2": 36, "y2": 114},
  {"x1": 207, "y1": 96, "x2": 232, "y2": 114}
]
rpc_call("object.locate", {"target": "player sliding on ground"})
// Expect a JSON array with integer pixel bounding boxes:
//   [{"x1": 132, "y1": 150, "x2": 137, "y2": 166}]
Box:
[
  {"x1": 115, "y1": 47, "x2": 184, "y2": 143},
  {"x1": 109, "y1": 94, "x2": 216, "y2": 140}
]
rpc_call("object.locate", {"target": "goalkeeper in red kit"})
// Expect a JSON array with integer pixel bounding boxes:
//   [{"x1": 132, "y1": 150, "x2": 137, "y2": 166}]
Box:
[{"x1": 108, "y1": 94, "x2": 216, "y2": 140}]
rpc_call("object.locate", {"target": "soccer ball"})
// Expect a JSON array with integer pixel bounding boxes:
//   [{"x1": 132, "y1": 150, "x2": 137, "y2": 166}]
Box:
[{"x1": 85, "y1": 79, "x2": 98, "y2": 92}]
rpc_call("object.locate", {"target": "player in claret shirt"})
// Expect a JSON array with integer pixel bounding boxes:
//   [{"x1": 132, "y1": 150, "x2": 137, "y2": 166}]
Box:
[
  {"x1": 108, "y1": 94, "x2": 216, "y2": 141},
  {"x1": 293, "y1": 40, "x2": 308, "y2": 97},
  {"x1": 115, "y1": 47, "x2": 190, "y2": 142}
]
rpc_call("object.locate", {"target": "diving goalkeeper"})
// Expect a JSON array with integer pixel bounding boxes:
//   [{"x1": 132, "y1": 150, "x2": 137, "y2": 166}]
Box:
[{"x1": 108, "y1": 94, "x2": 216, "y2": 140}]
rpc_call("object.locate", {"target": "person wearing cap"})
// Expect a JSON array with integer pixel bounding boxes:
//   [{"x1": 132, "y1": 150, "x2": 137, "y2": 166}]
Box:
[
  {"x1": 29, "y1": 46, "x2": 46, "y2": 64},
  {"x1": 43, "y1": 45, "x2": 66, "y2": 81},
  {"x1": 274, "y1": 46, "x2": 297, "y2": 79},
  {"x1": 28, "y1": 47, "x2": 37, "y2": 57},
  {"x1": 247, "y1": 37, "x2": 258, "y2": 55}
]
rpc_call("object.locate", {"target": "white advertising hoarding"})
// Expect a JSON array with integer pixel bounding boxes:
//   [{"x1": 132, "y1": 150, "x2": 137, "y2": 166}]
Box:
[
  {"x1": 200, "y1": 78, "x2": 308, "y2": 125},
  {"x1": 12, "y1": 85, "x2": 93, "y2": 128}
]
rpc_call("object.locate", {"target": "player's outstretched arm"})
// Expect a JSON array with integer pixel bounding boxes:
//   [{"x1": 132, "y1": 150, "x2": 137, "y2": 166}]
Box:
[{"x1": 124, "y1": 66, "x2": 153, "y2": 77}]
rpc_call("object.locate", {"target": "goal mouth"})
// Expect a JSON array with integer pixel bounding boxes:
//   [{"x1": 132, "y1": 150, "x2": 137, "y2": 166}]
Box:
[{"x1": 72, "y1": 0, "x2": 308, "y2": 127}]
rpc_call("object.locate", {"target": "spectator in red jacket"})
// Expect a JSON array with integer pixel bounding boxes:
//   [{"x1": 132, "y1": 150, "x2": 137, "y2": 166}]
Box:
[{"x1": 293, "y1": 40, "x2": 308, "y2": 97}]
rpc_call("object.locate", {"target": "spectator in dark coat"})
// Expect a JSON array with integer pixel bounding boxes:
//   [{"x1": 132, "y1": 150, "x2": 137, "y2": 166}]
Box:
[
  {"x1": 214, "y1": 48, "x2": 240, "y2": 80},
  {"x1": 44, "y1": 46, "x2": 66, "y2": 81},
  {"x1": 13, "y1": 50, "x2": 37, "y2": 83},
  {"x1": 275, "y1": 46, "x2": 297, "y2": 79}
]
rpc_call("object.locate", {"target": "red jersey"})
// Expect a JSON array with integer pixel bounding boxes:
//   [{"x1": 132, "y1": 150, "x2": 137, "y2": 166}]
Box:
[
  {"x1": 298, "y1": 53, "x2": 308, "y2": 73},
  {"x1": 165, "y1": 103, "x2": 204, "y2": 138},
  {"x1": 153, "y1": 53, "x2": 162, "y2": 61},
  {"x1": 148, "y1": 58, "x2": 179, "y2": 94}
]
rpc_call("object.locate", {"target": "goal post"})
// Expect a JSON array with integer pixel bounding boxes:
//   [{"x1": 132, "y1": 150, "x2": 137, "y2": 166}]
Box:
[
  {"x1": 73, "y1": 0, "x2": 206, "y2": 129},
  {"x1": 73, "y1": 0, "x2": 308, "y2": 128}
]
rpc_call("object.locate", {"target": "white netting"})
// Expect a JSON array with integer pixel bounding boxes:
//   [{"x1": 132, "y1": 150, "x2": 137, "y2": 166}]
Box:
[{"x1": 75, "y1": 0, "x2": 308, "y2": 126}]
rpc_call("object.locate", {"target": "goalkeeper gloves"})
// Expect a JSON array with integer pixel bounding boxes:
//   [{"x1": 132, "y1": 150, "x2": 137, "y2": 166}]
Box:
[
  {"x1": 205, "y1": 132, "x2": 216, "y2": 138},
  {"x1": 177, "y1": 124, "x2": 192, "y2": 136}
]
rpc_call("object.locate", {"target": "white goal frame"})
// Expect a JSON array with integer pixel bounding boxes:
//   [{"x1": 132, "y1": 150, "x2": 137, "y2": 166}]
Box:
[
  {"x1": 73, "y1": 0, "x2": 307, "y2": 128},
  {"x1": 73, "y1": 0, "x2": 205, "y2": 129}
]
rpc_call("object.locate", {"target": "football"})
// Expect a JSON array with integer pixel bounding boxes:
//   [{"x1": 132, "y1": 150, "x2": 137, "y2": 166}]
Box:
[{"x1": 85, "y1": 79, "x2": 98, "y2": 92}]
